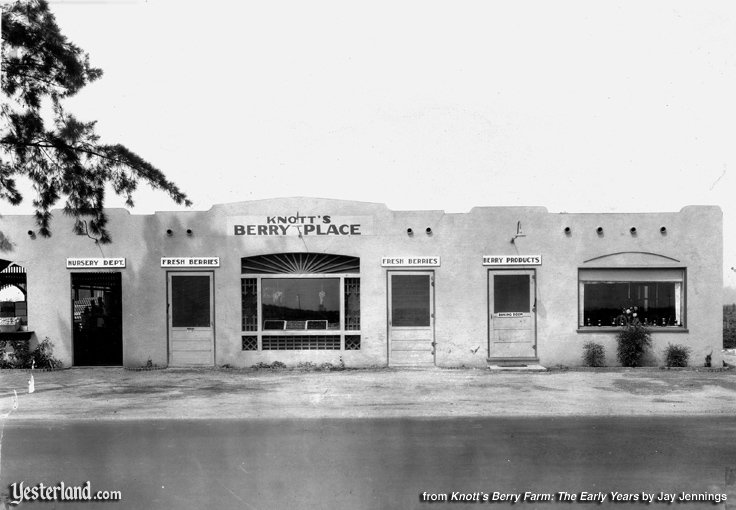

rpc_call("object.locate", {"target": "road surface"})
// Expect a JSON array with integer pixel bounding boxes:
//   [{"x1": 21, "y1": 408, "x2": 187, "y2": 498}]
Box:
[{"x1": 2, "y1": 416, "x2": 735, "y2": 509}]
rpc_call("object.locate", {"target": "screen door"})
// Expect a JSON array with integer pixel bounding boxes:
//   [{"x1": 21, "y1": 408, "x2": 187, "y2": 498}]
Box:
[
  {"x1": 488, "y1": 270, "x2": 536, "y2": 359},
  {"x1": 388, "y1": 271, "x2": 435, "y2": 366},
  {"x1": 168, "y1": 272, "x2": 214, "y2": 366}
]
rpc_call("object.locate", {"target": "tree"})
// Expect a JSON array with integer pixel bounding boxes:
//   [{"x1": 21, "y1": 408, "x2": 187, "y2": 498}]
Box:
[{"x1": 1, "y1": 0, "x2": 190, "y2": 244}]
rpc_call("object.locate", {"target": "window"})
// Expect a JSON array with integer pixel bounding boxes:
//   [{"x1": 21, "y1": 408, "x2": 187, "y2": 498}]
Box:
[
  {"x1": 493, "y1": 274, "x2": 530, "y2": 314},
  {"x1": 241, "y1": 253, "x2": 360, "y2": 350},
  {"x1": 391, "y1": 274, "x2": 431, "y2": 327},
  {"x1": 579, "y1": 269, "x2": 685, "y2": 328},
  {"x1": 0, "y1": 261, "x2": 27, "y2": 328},
  {"x1": 261, "y1": 278, "x2": 339, "y2": 330},
  {"x1": 171, "y1": 275, "x2": 210, "y2": 327}
]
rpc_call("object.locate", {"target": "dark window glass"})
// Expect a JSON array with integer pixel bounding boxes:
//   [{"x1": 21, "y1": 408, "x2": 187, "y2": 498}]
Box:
[
  {"x1": 583, "y1": 281, "x2": 679, "y2": 327},
  {"x1": 261, "y1": 278, "x2": 340, "y2": 330},
  {"x1": 171, "y1": 276, "x2": 211, "y2": 327},
  {"x1": 494, "y1": 275, "x2": 530, "y2": 313},
  {"x1": 241, "y1": 278, "x2": 258, "y2": 331},
  {"x1": 391, "y1": 275, "x2": 430, "y2": 327},
  {"x1": 344, "y1": 277, "x2": 360, "y2": 330}
]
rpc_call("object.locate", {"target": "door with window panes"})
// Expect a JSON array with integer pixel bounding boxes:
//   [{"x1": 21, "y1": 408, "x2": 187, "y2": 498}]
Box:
[
  {"x1": 488, "y1": 270, "x2": 536, "y2": 359},
  {"x1": 388, "y1": 271, "x2": 435, "y2": 366},
  {"x1": 168, "y1": 272, "x2": 214, "y2": 366}
]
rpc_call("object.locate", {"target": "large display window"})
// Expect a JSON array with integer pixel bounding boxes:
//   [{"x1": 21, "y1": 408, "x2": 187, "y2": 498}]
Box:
[
  {"x1": 241, "y1": 253, "x2": 360, "y2": 350},
  {"x1": 579, "y1": 268, "x2": 685, "y2": 329}
]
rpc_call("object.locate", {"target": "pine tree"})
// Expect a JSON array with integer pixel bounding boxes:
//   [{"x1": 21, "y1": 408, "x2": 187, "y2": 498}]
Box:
[{"x1": 1, "y1": 0, "x2": 190, "y2": 244}]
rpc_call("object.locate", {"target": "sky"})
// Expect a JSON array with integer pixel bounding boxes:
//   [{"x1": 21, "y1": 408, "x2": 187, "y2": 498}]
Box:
[{"x1": 3, "y1": 0, "x2": 736, "y2": 289}]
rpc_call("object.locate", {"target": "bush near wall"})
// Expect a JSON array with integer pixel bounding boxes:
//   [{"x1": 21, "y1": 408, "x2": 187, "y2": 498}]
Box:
[
  {"x1": 724, "y1": 304, "x2": 736, "y2": 349},
  {"x1": 663, "y1": 343, "x2": 691, "y2": 367},
  {"x1": 0, "y1": 338, "x2": 63, "y2": 369},
  {"x1": 617, "y1": 322, "x2": 652, "y2": 367},
  {"x1": 582, "y1": 341, "x2": 606, "y2": 367}
]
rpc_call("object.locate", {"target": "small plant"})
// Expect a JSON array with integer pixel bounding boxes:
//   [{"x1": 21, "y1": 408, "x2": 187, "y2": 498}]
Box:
[
  {"x1": 616, "y1": 309, "x2": 652, "y2": 367},
  {"x1": 3, "y1": 337, "x2": 63, "y2": 369},
  {"x1": 582, "y1": 341, "x2": 606, "y2": 367},
  {"x1": 252, "y1": 361, "x2": 288, "y2": 370},
  {"x1": 664, "y1": 343, "x2": 691, "y2": 368}
]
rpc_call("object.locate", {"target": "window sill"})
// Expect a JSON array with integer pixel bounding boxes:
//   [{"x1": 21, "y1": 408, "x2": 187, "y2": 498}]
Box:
[{"x1": 577, "y1": 327, "x2": 689, "y2": 334}]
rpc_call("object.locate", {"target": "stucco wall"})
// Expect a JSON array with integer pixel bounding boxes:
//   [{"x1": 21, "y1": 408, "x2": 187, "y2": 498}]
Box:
[{"x1": 0, "y1": 199, "x2": 722, "y2": 369}]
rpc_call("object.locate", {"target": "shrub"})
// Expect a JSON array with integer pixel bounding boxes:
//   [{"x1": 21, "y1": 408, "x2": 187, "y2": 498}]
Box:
[
  {"x1": 616, "y1": 322, "x2": 652, "y2": 367},
  {"x1": 252, "y1": 361, "x2": 287, "y2": 370},
  {"x1": 582, "y1": 341, "x2": 606, "y2": 367},
  {"x1": 0, "y1": 337, "x2": 62, "y2": 369},
  {"x1": 664, "y1": 343, "x2": 691, "y2": 368}
]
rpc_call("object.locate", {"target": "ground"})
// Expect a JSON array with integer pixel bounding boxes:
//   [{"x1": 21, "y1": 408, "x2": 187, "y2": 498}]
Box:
[
  {"x1": 2, "y1": 368, "x2": 736, "y2": 510},
  {"x1": 2, "y1": 366, "x2": 736, "y2": 420}
]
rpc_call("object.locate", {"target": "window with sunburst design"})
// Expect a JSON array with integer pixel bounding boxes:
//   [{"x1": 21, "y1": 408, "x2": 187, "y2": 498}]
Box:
[
  {"x1": 241, "y1": 253, "x2": 359, "y2": 274},
  {"x1": 241, "y1": 253, "x2": 360, "y2": 350}
]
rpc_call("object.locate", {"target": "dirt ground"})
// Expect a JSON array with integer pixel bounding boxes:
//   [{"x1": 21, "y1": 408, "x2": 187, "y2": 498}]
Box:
[{"x1": 2, "y1": 367, "x2": 736, "y2": 421}]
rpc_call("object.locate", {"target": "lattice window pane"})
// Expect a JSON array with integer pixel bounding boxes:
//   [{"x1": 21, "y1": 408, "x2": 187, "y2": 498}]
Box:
[
  {"x1": 241, "y1": 278, "x2": 258, "y2": 331},
  {"x1": 344, "y1": 277, "x2": 360, "y2": 330},
  {"x1": 345, "y1": 335, "x2": 361, "y2": 350},
  {"x1": 261, "y1": 335, "x2": 340, "y2": 350},
  {"x1": 241, "y1": 335, "x2": 258, "y2": 351}
]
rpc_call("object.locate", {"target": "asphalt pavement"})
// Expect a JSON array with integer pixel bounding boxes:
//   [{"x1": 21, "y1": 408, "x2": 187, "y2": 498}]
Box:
[{"x1": 2, "y1": 416, "x2": 736, "y2": 510}]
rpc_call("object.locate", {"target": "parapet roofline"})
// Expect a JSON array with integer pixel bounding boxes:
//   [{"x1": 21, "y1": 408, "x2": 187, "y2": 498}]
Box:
[{"x1": 16, "y1": 200, "x2": 722, "y2": 218}]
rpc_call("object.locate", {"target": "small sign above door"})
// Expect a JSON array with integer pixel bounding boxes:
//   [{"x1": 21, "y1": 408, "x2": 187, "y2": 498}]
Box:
[
  {"x1": 67, "y1": 258, "x2": 126, "y2": 269},
  {"x1": 483, "y1": 255, "x2": 542, "y2": 266},
  {"x1": 161, "y1": 257, "x2": 220, "y2": 268},
  {"x1": 381, "y1": 257, "x2": 440, "y2": 267}
]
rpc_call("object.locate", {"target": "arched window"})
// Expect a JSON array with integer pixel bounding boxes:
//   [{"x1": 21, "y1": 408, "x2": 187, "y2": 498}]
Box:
[
  {"x1": 241, "y1": 253, "x2": 360, "y2": 351},
  {"x1": 0, "y1": 260, "x2": 27, "y2": 328}
]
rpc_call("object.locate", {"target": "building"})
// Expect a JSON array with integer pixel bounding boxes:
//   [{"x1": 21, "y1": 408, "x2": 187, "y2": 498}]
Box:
[{"x1": 0, "y1": 198, "x2": 723, "y2": 368}]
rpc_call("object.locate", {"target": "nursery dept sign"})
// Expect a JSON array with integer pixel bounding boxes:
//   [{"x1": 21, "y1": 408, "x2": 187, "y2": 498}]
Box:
[
  {"x1": 66, "y1": 258, "x2": 126, "y2": 269},
  {"x1": 227, "y1": 214, "x2": 373, "y2": 236}
]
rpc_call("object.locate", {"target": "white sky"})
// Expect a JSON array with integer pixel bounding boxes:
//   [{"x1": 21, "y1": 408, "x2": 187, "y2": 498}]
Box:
[{"x1": 3, "y1": 0, "x2": 736, "y2": 287}]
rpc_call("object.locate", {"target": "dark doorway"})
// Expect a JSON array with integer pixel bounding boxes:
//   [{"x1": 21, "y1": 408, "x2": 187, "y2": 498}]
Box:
[{"x1": 72, "y1": 272, "x2": 123, "y2": 366}]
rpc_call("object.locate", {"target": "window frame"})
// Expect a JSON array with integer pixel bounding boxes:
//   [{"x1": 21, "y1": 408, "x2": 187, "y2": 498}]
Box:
[
  {"x1": 577, "y1": 267, "x2": 687, "y2": 332},
  {"x1": 0, "y1": 263, "x2": 28, "y2": 329},
  {"x1": 241, "y1": 272, "x2": 360, "y2": 350}
]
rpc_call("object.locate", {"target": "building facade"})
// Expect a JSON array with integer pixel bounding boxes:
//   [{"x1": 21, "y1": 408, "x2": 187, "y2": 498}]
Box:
[{"x1": 0, "y1": 198, "x2": 723, "y2": 368}]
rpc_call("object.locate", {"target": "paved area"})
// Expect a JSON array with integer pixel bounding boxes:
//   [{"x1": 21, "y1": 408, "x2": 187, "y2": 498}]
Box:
[
  {"x1": 4, "y1": 416, "x2": 735, "y2": 510},
  {"x1": 1, "y1": 367, "x2": 735, "y2": 420}
]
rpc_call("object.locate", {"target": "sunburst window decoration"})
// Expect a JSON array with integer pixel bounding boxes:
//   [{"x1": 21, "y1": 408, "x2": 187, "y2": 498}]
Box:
[{"x1": 242, "y1": 253, "x2": 359, "y2": 274}]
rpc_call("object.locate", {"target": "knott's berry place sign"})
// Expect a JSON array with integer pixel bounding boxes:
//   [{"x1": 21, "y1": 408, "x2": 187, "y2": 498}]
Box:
[{"x1": 227, "y1": 215, "x2": 373, "y2": 236}]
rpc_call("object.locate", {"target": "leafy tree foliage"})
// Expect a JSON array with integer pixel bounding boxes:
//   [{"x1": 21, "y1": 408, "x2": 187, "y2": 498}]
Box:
[{"x1": 1, "y1": 0, "x2": 190, "y2": 243}]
